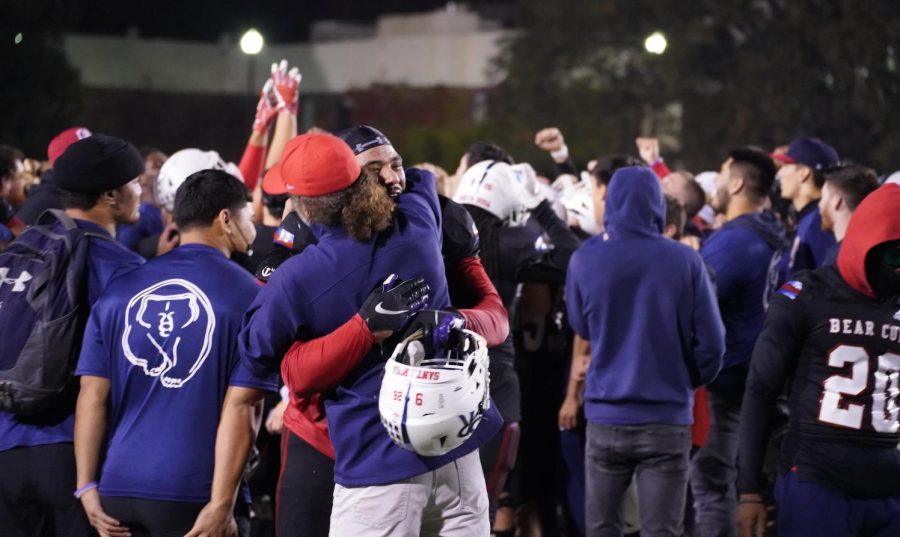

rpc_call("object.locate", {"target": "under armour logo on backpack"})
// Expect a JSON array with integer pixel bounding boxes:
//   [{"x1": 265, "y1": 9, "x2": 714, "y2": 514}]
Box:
[{"x1": 0, "y1": 268, "x2": 33, "y2": 292}]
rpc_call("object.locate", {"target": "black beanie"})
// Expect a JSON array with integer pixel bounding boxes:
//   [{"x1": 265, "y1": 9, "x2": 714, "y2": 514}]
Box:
[
  {"x1": 336, "y1": 125, "x2": 392, "y2": 156},
  {"x1": 54, "y1": 134, "x2": 143, "y2": 193}
]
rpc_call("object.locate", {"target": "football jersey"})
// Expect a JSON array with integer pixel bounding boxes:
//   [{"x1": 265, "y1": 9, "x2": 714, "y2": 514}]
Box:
[{"x1": 741, "y1": 266, "x2": 900, "y2": 496}]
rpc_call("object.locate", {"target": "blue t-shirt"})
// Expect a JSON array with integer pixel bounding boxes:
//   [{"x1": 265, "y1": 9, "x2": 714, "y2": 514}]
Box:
[
  {"x1": 117, "y1": 202, "x2": 164, "y2": 253},
  {"x1": 0, "y1": 220, "x2": 144, "y2": 453},
  {"x1": 239, "y1": 169, "x2": 502, "y2": 487},
  {"x1": 75, "y1": 244, "x2": 277, "y2": 502}
]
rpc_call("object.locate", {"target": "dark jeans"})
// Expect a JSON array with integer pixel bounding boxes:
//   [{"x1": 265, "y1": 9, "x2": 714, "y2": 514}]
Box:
[
  {"x1": 102, "y1": 496, "x2": 250, "y2": 537},
  {"x1": 0, "y1": 443, "x2": 93, "y2": 537},
  {"x1": 586, "y1": 422, "x2": 691, "y2": 537},
  {"x1": 689, "y1": 391, "x2": 741, "y2": 537},
  {"x1": 276, "y1": 430, "x2": 335, "y2": 537}
]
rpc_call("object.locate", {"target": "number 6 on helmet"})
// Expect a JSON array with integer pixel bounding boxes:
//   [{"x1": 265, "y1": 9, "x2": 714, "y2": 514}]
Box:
[{"x1": 378, "y1": 323, "x2": 491, "y2": 457}]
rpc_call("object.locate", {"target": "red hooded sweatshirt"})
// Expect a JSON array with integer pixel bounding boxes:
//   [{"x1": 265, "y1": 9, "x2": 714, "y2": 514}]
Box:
[{"x1": 837, "y1": 183, "x2": 900, "y2": 297}]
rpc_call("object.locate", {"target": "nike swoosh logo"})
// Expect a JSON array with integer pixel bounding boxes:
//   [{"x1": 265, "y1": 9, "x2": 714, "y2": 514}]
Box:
[{"x1": 375, "y1": 302, "x2": 408, "y2": 315}]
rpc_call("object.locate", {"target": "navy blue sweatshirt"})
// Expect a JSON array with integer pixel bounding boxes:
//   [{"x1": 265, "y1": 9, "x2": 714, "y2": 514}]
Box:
[
  {"x1": 239, "y1": 170, "x2": 501, "y2": 486},
  {"x1": 565, "y1": 167, "x2": 725, "y2": 426},
  {"x1": 701, "y1": 210, "x2": 787, "y2": 397}
]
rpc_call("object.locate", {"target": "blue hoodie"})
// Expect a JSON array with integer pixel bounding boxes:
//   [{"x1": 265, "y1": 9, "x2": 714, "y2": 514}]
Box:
[
  {"x1": 701, "y1": 210, "x2": 787, "y2": 397},
  {"x1": 565, "y1": 167, "x2": 725, "y2": 426}
]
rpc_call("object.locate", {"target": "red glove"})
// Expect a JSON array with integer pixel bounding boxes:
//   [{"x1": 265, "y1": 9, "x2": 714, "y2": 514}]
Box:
[
  {"x1": 271, "y1": 59, "x2": 302, "y2": 115},
  {"x1": 252, "y1": 79, "x2": 278, "y2": 134}
]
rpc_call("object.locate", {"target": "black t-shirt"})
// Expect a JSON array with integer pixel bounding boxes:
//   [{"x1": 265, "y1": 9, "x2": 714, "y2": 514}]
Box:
[{"x1": 739, "y1": 265, "x2": 900, "y2": 497}]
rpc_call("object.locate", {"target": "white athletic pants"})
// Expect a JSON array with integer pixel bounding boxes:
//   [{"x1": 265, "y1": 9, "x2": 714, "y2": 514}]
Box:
[{"x1": 329, "y1": 450, "x2": 490, "y2": 537}]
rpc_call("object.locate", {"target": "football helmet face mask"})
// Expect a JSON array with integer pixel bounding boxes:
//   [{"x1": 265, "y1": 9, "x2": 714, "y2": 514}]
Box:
[
  {"x1": 379, "y1": 314, "x2": 490, "y2": 457},
  {"x1": 156, "y1": 148, "x2": 244, "y2": 211}
]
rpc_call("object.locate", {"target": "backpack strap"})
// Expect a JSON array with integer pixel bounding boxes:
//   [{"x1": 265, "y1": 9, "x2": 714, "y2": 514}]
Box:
[
  {"x1": 37, "y1": 209, "x2": 79, "y2": 231},
  {"x1": 35, "y1": 209, "x2": 115, "y2": 243}
]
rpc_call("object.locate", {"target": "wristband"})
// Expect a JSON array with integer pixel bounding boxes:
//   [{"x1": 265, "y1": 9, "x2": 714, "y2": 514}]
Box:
[
  {"x1": 74, "y1": 482, "x2": 98, "y2": 499},
  {"x1": 550, "y1": 144, "x2": 570, "y2": 163}
]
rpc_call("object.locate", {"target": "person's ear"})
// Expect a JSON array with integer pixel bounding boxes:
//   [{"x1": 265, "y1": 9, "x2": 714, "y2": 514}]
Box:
[
  {"x1": 663, "y1": 224, "x2": 677, "y2": 239},
  {"x1": 834, "y1": 195, "x2": 844, "y2": 213},
  {"x1": 729, "y1": 176, "x2": 745, "y2": 196},
  {"x1": 102, "y1": 190, "x2": 118, "y2": 208},
  {"x1": 218, "y1": 208, "x2": 232, "y2": 234}
]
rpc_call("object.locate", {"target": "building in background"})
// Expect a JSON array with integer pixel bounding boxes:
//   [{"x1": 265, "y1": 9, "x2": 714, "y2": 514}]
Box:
[{"x1": 63, "y1": 5, "x2": 509, "y2": 164}]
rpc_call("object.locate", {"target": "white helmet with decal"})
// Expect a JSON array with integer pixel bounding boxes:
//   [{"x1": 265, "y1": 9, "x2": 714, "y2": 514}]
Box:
[{"x1": 378, "y1": 312, "x2": 490, "y2": 457}]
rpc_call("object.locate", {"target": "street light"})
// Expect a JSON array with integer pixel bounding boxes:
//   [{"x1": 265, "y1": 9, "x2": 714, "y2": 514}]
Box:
[
  {"x1": 644, "y1": 32, "x2": 667, "y2": 55},
  {"x1": 240, "y1": 29, "x2": 264, "y2": 55},
  {"x1": 240, "y1": 29, "x2": 264, "y2": 94}
]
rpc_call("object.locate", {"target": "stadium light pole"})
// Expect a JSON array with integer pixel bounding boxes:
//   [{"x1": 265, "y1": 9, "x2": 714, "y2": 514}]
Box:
[
  {"x1": 644, "y1": 32, "x2": 667, "y2": 55},
  {"x1": 240, "y1": 29, "x2": 264, "y2": 94}
]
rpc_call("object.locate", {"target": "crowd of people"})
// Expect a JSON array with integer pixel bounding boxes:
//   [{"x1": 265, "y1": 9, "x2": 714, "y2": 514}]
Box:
[{"x1": 1, "y1": 58, "x2": 899, "y2": 537}]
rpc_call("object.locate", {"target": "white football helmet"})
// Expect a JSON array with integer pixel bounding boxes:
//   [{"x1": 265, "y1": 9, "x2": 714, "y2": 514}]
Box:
[
  {"x1": 379, "y1": 318, "x2": 490, "y2": 457},
  {"x1": 155, "y1": 148, "x2": 244, "y2": 212},
  {"x1": 560, "y1": 180, "x2": 600, "y2": 236},
  {"x1": 454, "y1": 160, "x2": 527, "y2": 224}
]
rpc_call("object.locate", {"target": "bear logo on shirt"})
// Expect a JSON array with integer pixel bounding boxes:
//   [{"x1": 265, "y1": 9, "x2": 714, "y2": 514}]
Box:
[{"x1": 122, "y1": 279, "x2": 215, "y2": 388}]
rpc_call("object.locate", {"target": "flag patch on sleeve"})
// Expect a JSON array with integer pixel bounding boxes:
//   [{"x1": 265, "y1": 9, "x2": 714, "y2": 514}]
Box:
[
  {"x1": 273, "y1": 227, "x2": 295, "y2": 249},
  {"x1": 777, "y1": 280, "x2": 803, "y2": 300}
]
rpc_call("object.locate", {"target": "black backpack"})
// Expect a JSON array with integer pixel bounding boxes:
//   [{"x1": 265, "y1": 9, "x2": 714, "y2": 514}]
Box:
[{"x1": 0, "y1": 210, "x2": 109, "y2": 416}]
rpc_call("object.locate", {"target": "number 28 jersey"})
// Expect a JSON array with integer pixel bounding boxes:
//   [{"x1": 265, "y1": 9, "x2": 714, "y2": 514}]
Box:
[{"x1": 741, "y1": 265, "x2": 900, "y2": 496}]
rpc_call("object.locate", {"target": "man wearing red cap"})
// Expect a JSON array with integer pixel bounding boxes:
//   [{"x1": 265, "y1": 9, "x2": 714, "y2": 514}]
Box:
[
  {"x1": 253, "y1": 126, "x2": 509, "y2": 537},
  {"x1": 241, "y1": 132, "x2": 501, "y2": 535}
]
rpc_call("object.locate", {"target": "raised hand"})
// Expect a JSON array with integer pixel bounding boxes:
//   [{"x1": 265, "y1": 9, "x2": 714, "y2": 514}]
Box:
[
  {"x1": 271, "y1": 59, "x2": 302, "y2": 115},
  {"x1": 252, "y1": 79, "x2": 278, "y2": 134},
  {"x1": 534, "y1": 127, "x2": 569, "y2": 163},
  {"x1": 635, "y1": 137, "x2": 661, "y2": 165}
]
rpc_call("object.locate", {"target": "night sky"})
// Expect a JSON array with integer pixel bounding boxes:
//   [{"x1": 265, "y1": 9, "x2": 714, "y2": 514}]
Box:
[{"x1": 69, "y1": 0, "x2": 512, "y2": 42}]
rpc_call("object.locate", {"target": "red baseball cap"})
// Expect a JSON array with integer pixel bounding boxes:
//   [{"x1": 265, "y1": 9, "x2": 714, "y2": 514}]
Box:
[
  {"x1": 263, "y1": 133, "x2": 361, "y2": 196},
  {"x1": 47, "y1": 127, "x2": 92, "y2": 165}
]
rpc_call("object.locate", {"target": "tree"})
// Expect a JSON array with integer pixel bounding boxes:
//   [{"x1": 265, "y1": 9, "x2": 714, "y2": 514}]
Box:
[
  {"x1": 0, "y1": 0, "x2": 82, "y2": 157},
  {"x1": 493, "y1": 0, "x2": 900, "y2": 173}
]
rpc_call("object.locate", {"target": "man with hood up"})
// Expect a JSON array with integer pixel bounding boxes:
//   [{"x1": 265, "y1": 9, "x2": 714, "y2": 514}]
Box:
[
  {"x1": 736, "y1": 183, "x2": 900, "y2": 537},
  {"x1": 565, "y1": 166, "x2": 725, "y2": 537},
  {"x1": 690, "y1": 148, "x2": 788, "y2": 537}
]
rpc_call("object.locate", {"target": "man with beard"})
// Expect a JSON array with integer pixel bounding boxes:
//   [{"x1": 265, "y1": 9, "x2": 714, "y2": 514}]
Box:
[
  {"x1": 818, "y1": 162, "x2": 879, "y2": 265},
  {"x1": 689, "y1": 148, "x2": 788, "y2": 537},
  {"x1": 251, "y1": 126, "x2": 508, "y2": 537},
  {"x1": 241, "y1": 132, "x2": 504, "y2": 535}
]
